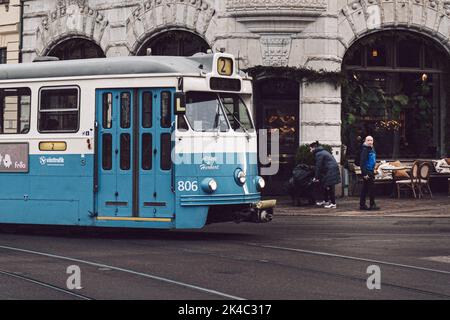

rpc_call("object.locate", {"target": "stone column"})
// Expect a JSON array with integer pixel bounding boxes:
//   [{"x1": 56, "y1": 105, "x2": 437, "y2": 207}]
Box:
[{"x1": 300, "y1": 80, "x2": 342, "y2": 162}]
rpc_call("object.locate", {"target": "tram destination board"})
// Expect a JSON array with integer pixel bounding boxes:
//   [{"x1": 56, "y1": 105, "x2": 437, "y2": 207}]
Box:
[
  {"x1": 0, "y1": 143, "x2": 29, "y2": 173},
  {"x1": 210, "y1": 77, "x2": 241, "y2": 92}
]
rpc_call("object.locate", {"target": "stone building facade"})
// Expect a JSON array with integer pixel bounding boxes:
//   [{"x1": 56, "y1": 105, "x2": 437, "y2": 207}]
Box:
[
  {"x1": 0, "y1": 0, "x2": 21, "y2": 64},
  {"x1": 18, "y1": 0, "x2": 450, "y2": 193}
]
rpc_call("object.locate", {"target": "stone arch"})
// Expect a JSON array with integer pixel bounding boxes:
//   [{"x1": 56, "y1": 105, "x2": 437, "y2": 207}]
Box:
[
  {"x1": 133, "y1": 28, "x2": 211, "y2": 56},
  {"x1": 126, "y1": 0, "x2": 216, "y2": 55},
  {"x1": 340, "y1": 29, "x2": 450, "y2": 159},
  {"x1": 35, "y1": 1, "x2": 109, "y2": 57},
  {"x1": 337, "y1": 0, "x2": 450, "y2": 61},
  {"x1": 44, "y1": 35, "x2": 106, "y2": 60}
]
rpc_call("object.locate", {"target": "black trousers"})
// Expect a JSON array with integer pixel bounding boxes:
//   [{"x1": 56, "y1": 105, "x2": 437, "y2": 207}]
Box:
[
  {"x1": 360, "y1": 174, "x2": 375, "y2": 207},
  {"x1": 324, "y1": 185, "x2": 336, "y2": 204}
]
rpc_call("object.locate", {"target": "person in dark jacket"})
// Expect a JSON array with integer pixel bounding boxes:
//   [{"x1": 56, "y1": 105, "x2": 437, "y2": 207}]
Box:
[
  {"x1": 310, "y1": 141, "x2": 341, "y2": 209},
  {"x1": 359, "y1": 136, "x2": 380, "y2": 211}
]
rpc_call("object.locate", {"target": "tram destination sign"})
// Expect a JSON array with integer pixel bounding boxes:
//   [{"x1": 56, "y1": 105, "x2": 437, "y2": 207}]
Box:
[{"x1": 0, "y1": 143, "x2": 29, "y2": 173}]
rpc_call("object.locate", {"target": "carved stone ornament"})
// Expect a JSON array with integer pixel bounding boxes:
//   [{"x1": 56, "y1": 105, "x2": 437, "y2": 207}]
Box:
[
  {"x1": 260, "y1": 35, "x2": 292, "y2": 67},
  {"x1": 226, "y1": 0, "x2": 328, "y2": 33},
  {"x1": 36, "y1": 0, "x2": 109, "y2": 55}
]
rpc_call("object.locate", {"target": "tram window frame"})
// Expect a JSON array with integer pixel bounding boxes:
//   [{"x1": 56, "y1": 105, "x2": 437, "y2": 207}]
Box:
[
  {"x1": 0, "y1": 87, "x2": 31, "y2": 135},
  {"x1": 219, "y1": 94, "x2": 255, "y2": 132},
  {"x1": 161, "y1": 91, "x2": 172, "y2": 128},
  {"x1": 120, "y1": 92, "x2": 131, "y2": 129},
  {"x1": 38, "y1": 86, "x2": 80, "y2": 133},
  {"x1": 184, "y1": 92, "x2": 229, "y2": 132},
  {"x1": 142, "y1": 91, "x2": 153, "y2": 128},
  {"x1": 142, "y1": 133, "x2": 153, "y2": 170},
  {"x1": 160, "y1": 132, "x2": 172, "y2": 171},
  {"x1": 102, "y1": 133, "x2": 113, "y2": 171},
  {"x1": 176, "y1": 115, "x2": 189, "y2": 132},
  {"x1": 120, "y1": 133, "x2": 131, "y2": 170},
  {"x1": 102, "y1": 92, "x2": 113, "y2": 129}
]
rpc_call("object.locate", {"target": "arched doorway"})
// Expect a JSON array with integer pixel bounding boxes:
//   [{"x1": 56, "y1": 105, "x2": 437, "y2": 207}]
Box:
[
  {"x1": 47, "y1": 38, "x2": 105, "y2": 60},
  {"x1": 255, "y1": 78, "x2": 300, "y2": 195},
  {"x1": 342, "y1": 30, "x2": 450, "y2": 159},
  {"x1": 136, "y1": 30, "x2": 210, "y2": 56}
]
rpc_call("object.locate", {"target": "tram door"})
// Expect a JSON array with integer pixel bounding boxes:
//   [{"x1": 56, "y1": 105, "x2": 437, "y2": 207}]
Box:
[{"x1": 95, "y1": 88, "x2": 175, "y2": 218}]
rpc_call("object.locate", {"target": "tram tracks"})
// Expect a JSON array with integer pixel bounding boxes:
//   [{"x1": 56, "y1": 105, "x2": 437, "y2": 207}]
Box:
[
  {"x1": 0, "y1": 269, "x2": 93, "y2": 300},
  {"x1": 0, "y1": 244, "x2": 245, "y2": 300},
  {"x1": 1, "y1": 238, "x2": 450, "y2": 299},
  {"x1": 169, "y1": 240, "x2": 450, "y2": 299}
]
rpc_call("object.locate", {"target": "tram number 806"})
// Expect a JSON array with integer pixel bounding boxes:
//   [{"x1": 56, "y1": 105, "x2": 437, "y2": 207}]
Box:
[{"x1": 177, "y1": 181, "x2": 198, "y2": 192}]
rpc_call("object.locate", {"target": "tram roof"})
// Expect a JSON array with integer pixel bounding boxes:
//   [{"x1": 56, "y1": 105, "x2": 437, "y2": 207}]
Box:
[{"x1": 0, "y1": 54, "x2": 217, "y2": 81}]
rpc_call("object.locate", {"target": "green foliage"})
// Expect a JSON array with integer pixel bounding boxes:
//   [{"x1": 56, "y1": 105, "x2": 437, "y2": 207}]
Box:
[
  {"x1": 295, "y1": 144, "x2": 333, "y2": 166},
  {"x1": 342, "y1": 73, "x2": 433, "y2": 158},
  {"x1": 244, "y1": 66, "x2": 345, "y2": 87}
]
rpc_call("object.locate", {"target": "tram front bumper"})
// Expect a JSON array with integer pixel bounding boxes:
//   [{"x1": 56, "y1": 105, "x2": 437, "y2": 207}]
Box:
[
  {"x1": 205, "y1": 199, "x2": 276, "y2": 224},
  {"x1": 248, "y1": 200, "x2": 276, "y2": 223}
]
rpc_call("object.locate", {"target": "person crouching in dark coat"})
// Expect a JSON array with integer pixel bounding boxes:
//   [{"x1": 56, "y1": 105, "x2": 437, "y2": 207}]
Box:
[{"x1": 310, "y1": 141, "x2": 341, "y2": 209}]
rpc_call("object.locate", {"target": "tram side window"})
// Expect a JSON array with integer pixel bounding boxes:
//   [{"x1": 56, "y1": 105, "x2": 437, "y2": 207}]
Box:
[
  {"x1": 39, "y1": 87, "x2": 79, "y2": 133},
  {"x1": 160, "y1": 133, "x2": 172, "y2": 171},
  {"x1": 142, "y1": 92, "x2": 152, "y2": 128},
  {"x1": 120, "y1": 93, "x2": 131, "y2": 129},
  {"x1": 102, "y1": 93, "x2": 112, "y2": 129},
  {"x1": 161, "y1": 91, "x2": 171, "y2": 128},
  {"x1": 0, "y1": 88, "x2": 31, "y2": 134}
]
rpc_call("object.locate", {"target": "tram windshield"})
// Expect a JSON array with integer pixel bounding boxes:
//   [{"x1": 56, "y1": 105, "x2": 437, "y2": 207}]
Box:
[
  {"x1": 220, "y1": 94, "x2": 254, "y2": 132},
  {"x1": 185, "y1": 92, "x2": 254, "y2": 132}
]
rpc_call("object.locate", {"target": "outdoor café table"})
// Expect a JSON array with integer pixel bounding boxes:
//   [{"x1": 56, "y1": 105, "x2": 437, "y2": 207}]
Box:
[{"x1": 380, "y1": 165, "x2": 411, "y2": 198}]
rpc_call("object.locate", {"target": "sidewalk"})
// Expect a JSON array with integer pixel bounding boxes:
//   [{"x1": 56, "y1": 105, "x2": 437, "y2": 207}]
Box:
[{"x1": 271, "y1": 195, "x2": 450, "y2": 217}]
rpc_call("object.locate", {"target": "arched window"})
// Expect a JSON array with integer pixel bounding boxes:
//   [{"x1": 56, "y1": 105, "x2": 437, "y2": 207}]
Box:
[
  {"x1": 47, "y1": 38, "x2": 105, "y2": 60},
  {"x1": 137, "y1": 30, "x2": 210, "y2": 56},
  {"x1": 342, "y1": 31, "x2": 450, "y2": 159}
]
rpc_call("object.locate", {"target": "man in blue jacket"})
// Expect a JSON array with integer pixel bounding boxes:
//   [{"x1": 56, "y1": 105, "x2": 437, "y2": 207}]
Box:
[{"x1": 359, "y1": 136, "x2": 380, "y2": 211}]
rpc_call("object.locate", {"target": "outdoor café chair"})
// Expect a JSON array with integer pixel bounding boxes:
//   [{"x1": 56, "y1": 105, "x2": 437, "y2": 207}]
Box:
[
  {"x1": 417, "y1": 162, "x2": 433, "y2": 198},
  {"x1": 396, "y1": 161, "x2": 420, "y2": 198}
]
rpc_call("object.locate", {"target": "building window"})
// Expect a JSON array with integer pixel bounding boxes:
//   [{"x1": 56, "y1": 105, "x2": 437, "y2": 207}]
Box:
[
  {"x1": 137, "y1": 31, "x2": 210, "y2": 56},
  {"x1": 39, "y1": 87, "x2": 79, "y2": 133},
  {"x1": 47, "y1": 38, "x2": 105, "y2": 60},
  {"x1": 0, "y1": 48, "x2": 7, "y2": 64},
  {"x1": 0, "y1": 88, "x2": 31, "y2": 134},
  {"x1": 342, "y1": 31, "x2": 449, "y2": 159}
]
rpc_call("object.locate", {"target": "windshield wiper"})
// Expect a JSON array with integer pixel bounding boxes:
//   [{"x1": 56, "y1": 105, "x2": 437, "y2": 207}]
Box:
[{"x1": 229, "y1": 111, "x2": 250, "y2": 140}]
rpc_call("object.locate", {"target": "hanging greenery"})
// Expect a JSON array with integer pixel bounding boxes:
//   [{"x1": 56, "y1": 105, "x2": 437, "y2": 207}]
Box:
[
  {"x1": 341, "y1": 73, "x2": 433, "y2": 159},
  {"x1": 244, "y1": 66, "x2": 346, "y2": 87}
]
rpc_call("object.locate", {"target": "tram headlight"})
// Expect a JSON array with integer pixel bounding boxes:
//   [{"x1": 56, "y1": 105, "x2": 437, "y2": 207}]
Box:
[
  {"x1": 201, "y1": 178, "x2": 218, "y2": 193},
  {"x1": 255, "y1": 176, "x2": 266, "y2": 191},
  {"x1": 234, "y1": 169, "x2": 247, "y2": 185}
]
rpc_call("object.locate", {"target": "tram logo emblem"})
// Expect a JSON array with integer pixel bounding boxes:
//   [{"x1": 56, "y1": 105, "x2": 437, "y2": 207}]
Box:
[
  {"x1": 0, "y1": 143, "x2": 29, "y2": 173},
  {"x1": 200, "y1": 156, "x2": 219, "y2": 170},
  {"x1": 40, "y1": 156, "x2": 65, "y2": 166},
  {"x1": 0, "y1": 154, "x2": 12, "y2": 168}
]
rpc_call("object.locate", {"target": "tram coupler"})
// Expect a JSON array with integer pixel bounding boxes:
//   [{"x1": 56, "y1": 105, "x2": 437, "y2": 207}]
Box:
[{"x1": 248, "y1": 200, "x2": 276, "y2": 223}]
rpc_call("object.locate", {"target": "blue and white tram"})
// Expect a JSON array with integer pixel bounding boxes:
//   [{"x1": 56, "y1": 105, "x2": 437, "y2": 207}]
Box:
[{"x1": 0, "y1": 53, "x2": 275, "y2": 229}]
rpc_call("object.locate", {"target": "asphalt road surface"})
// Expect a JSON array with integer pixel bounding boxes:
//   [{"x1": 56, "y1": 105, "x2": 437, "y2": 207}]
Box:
[{"x1": 0, "y1": 216, "x2": 450, "y2": 300}]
